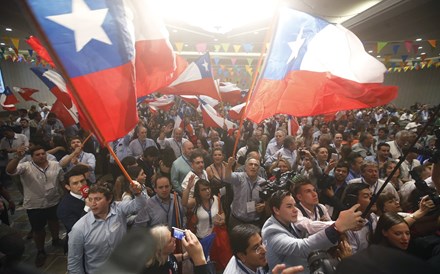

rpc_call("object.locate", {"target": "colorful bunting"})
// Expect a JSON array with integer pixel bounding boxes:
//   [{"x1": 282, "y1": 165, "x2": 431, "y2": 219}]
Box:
[
  {"x1": 175, "y1": 42, "x2": 184, "y2": 52},
  {"x1": 377, "y1": 41, "x2": 387, "y2": 53},
  {"x1": 233, "y1": 44, "x2": 241, "y2": 52},
  {"x1": 427, "y1": 39, "x2": 436, "y2": 48}
]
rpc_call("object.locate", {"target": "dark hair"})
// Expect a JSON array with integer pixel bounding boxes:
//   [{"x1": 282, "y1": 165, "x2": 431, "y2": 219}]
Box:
[
  {"x1": 29, "y1": 145, "x2": 45, "y2": 157},
  {"x1": 189, "y1": 149, "x2": 204, "y2": 163},
  {"x1": 269, "y1": 190, "x2": 292, "y2": 214},
  {"x1": 341, "y1": 183, "x2": 369, "y2": 207},
  {"x1": 211, "y1": 147, "x2": 224, "y2": 156},
  {"x1": 193, "y1": 179, "x2": 211, "y2": 206},
  {"x1": 372, "y1": 212, "x2": 409, "y2": 248},
  {"x1": 127, "y1": 165, "x2": 143, "y2": 180},
  {"x1": 197, "y1": 137, "x2": 210, "y2": 150},
  {"x1": 121, "y1": 156, "x2": 137, "y2": 169},
  {"x1": 89, "y1": 182, "x2": 113, "y2": 201},
  {"x1": 52, "y1": 135, "x2": 68, "y2": 149},
  {"x1": 283, "y1": 136, "x2": 296, "y2": 147},
  {"x1": 64, "y1": 165, "x2": 88, "y2": 185},
  {"x1": 230, "y1": 224, "x2": 261, "y2": 256},
  {"x1": 159, "y1": 147, "x2": 176, "y2": 168},
  {"x1": 377, "y1": 142, "x2": 390, "y2": 151},
  {"x1": 335, "y1": 160, "x2": 350, "y2": 171},
  {"x1": 347, "y1": 152, "x2": 362, "y2": 165},
  {"x1": 143, "y1": 146, "x2": 159, "y2": 158},
  {"x1": 68, "y1": 136, "x2": 82, "y2": 144},
  {"x1": 376, "y1": 192, "x2": 398, "y2": 213}
]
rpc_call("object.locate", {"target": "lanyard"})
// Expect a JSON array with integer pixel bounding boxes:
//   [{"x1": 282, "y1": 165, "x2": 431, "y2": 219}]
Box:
[
  {"x1": 174, "y1": 140, "x2": 182, "y2": 155},
  {"x1": 247, "y1": 180, "x2": 258, "y2": 202},
  {"x1": 182, "y1": 156, "x2": 191, "y2": 168},
  {"x1": 32, "y1": 162, "x2": 49, "y2": 182},
  {"x1": 201, "y1": 199, "x2": 213, "y2": 228},
  {"x1": 138, "y1": 139, "x2": 146, "y2": 150},
  {"x1": 236, "y1": 258, "x2": 255, "y2": 274},
  {"x1": 155, "y1": 196, "x2": 170, "y2": 217}
]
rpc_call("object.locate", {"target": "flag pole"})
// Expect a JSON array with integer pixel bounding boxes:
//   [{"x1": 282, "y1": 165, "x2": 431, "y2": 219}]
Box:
[
  {"x1": 232, "y1": 7, "x2": 280, "y2": 157},
  {"x1": 20, "y1": 1, "x2": 138, "y2": 188}
]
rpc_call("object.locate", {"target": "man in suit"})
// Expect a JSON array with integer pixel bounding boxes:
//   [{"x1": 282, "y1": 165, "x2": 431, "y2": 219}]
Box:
[{"x1": 262, "y1": 190, "x2": 361, "y2": 273}]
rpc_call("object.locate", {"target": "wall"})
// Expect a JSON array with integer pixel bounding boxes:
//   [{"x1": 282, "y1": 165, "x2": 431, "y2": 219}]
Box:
[{"x1": 385, "y1": 68, "x2": 440, "y2": 108}]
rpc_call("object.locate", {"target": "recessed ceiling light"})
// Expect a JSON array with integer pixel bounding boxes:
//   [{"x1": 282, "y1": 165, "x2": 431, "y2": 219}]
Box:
[
  {"x1": 5, "y1": 28, "x2": 12, "y2": 31},
  {"x1": 415, "y1": 38, "x2": 422, "y2": 41},
  {"x1": 418, "y1": 46, "x2": 423, "y2": 49},
  {"x1": 376, "y1": 55, "x2": 381, "y2": 58},
  {"x1": 184, "y1": 44, "x2": 188, "y2": 47},
  {"x1": 0, "y1": 42, "x2": 5, "y2": 46},
  {"x1": 421, "y1": 52, "x2": 426, "y2": 55},
  {"x1": 368, "y1": 50, "x2": 373, "y2": 53},
  {"x1": 8, "y1": 47, "x2": 13, "y2": 51},
  {"x1": 416, "y1": 57, "x2": 421, "y2": 60},
  {"x1": 214, "y1": 38, "x2": 218, "y2": 41}
]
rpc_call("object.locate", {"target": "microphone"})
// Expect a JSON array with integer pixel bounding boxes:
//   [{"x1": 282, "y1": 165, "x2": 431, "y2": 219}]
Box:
[{"x1": 80, "y1": 185, "x2": 89, "y2": 199}]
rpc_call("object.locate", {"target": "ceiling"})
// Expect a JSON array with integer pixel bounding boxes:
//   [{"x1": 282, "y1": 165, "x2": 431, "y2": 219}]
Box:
[{"x1": 1, "y1": 0, "x2": 439, "y2": 66}]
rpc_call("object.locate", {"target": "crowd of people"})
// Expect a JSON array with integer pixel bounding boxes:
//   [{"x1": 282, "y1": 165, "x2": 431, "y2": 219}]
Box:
[{"x1": 0, "y1": 101, "x2": 439, "y2": 273}]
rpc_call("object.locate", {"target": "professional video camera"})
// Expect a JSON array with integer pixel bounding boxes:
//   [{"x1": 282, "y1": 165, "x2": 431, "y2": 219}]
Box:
[
  {"x1": 410, "y1": 169, "x2": 440, "y2": 208},
  {"x1": 259, "y1": 168, "x2": 296, "y2": 200},
  {"x1": 308, "y1": 250, "x2": 339, "y2": 274}
]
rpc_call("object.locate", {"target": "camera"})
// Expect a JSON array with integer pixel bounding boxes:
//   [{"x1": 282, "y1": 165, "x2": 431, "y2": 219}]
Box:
[
  {"x1": 259, "y1": 168, "x2": 296, "y2": 200},
  {"x1": 317, "y1": 174, "x2": 336, "y2": 190},
  {"x1": 410, "y1": 170, "x2": 440, "y2": 208},
  {"x1": 308, "y1": 250, "x2": 338, "y2": 274},
  {"x1": 171, "y1": 227, "x2": 185, "y2": 240}
]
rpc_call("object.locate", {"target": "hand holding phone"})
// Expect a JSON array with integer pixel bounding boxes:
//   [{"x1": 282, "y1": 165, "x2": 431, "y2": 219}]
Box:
[
  {"x1": 172, "y1": 227, "x2": 186, "y2": 240},
  {"x1": 331, "y1": 153, "x2": 339, "y2": 161}
]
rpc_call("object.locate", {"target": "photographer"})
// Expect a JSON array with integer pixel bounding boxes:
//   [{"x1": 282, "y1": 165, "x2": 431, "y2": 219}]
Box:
[{"x1": 262, "y1": 190, "x2": 362, "y2": 273}]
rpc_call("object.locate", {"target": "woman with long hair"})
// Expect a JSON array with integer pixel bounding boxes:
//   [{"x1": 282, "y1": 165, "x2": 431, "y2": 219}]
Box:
[
  {"x1": 206, "y1": 148, "x2": 227, "y2": 195},
  {"x1": 371, "y1": 212, "x2": 411, "y2": 250},
  {"x1": 182, "y1": 178, "x2": 225, "y2": 239}
]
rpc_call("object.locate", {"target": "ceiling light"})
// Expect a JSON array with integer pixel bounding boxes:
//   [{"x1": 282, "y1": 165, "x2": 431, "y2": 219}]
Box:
[
  {"x1": 416, "y1": 57, "x2": 421, "y2": 60},
  {"x1": 213, "y1": 38, "x2": 218, "y2": 41},
  {"x1": 5, "y1": 28, "x2": 12, "y2": 32},
  {"x1": 418, "y1": 46, "x2": 423, "y2": 49},
  {"x1": 0, "y1": 42, "x2": 5, "y2": 46},
  {"x1": 376, "y1": 55, "x2": 381, "y2": 58},
  {"x1": 421, "y1": 52, "x2": 426, "y2": 55},
  {"x1": 8, "y1": 47, "x2": 13, "y2": 51},
  {"x1": 184, "y1": 44, "x2": 188, "y2": 47},
  {"x1": 172, "y1": 29, "x2": 178, "y2": 33},
  {"x1": 415, "y1": 38, "x2": 422, "y2": 41},
  {"x1": 368, "y1": 50, "x2": 373, "y2": 53}
]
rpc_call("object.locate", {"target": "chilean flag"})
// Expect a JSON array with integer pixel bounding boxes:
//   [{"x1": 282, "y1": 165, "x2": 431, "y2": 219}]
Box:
[
  {"x1": 24, "y1": 0, "x2": 173, "y2": 142},
  {"x1": 50, "y1": 99, "x2": 79, "y2": 127},
  {"x1": 245, "y1": 8, "x2": 398, "y2": 123},
  {"x1": 200, "y1": 99, "x2": 236, "y2": 131},
  {"x1": 219, "y1": 82, "x2": 244, "y2": 105},
  {"x1": 0, "y1": 86, "x2": 19, "y2": 111},
  {"x1": 30, "y1": 67, "x2": 73, "y2": 108},
  {"x1": 159, "y1": 53, "x2": 221, "y2": 101},
  {"x1": 147, "y1": 95, "x2": 175, "y2": 111},
  {"x1": 13, "y1": 87, "x2": 39, "y2": 102},
  {"x1": 228, "y1": 103, "x2": 246, "y2": 121}
]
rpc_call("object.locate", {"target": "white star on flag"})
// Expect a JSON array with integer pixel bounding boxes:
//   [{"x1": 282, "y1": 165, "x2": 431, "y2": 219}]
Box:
[
  {"x1": 202, "y1": 60, "x2": 209, "y2": 71},
  {"x1": 287, "y1": 26, "x2": 305, "y2": 64},
  {"x1": 46, "y1": 0, "x2": 112, "y2": 52}
]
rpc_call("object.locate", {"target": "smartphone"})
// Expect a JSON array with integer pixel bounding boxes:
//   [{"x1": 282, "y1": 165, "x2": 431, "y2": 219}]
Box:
[
  {"x1": 331, "y1": 153, "x2": 339, "y2": 161},
  {"x1": 171, "y1": 227, "x2": 186, "y2": 240}
]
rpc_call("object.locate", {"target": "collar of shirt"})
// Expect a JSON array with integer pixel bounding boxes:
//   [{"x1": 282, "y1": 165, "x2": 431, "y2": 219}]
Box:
[
  {"x1": 70, "y1": 192, "x2": 84, "y2": 200},
  {"x1": 90, "y1": 202, "x2": 116, "y2": 224}
]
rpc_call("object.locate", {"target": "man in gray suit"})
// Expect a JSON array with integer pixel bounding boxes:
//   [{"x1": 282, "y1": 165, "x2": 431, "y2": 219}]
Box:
[{"x1": 262, "y1": 190, "x2": 362, "y2": 273}]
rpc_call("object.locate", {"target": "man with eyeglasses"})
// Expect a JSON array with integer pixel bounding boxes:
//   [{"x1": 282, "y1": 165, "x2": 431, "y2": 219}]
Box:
[
  {"x1": 262, "y1": 190, "x2": 362, "y2": 273},
  {"x1": 224, "y1": 224, "x2": 305, "y2": 274},
  {"x1": 68, "y1": 181, "x2": 146, "y2": 274},
  {"x1": 6, "y1": 145, "x2": 64, "y2": 267}
]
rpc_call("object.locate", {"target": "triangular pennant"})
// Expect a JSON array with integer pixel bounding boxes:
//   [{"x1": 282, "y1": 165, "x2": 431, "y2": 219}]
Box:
[
  {"x1": 242, "y1": 43, "x2": 254, "y2": 53},
  {"x1": 247, "y1": 58, "x2": 253, "y2": 66},
  {"x1": 214, "y1": 44, "x2": 221, "y2": 52},
  {"x1": 28, "y1": 49, "x2": 33, "y2": 56},
  {"x1": 412, "y1": 44, "x2": 419, "y2": 55},
  {"x1": 404, "y1": 41, "x2": 412, "y2": 53},
  {"x1": 377, "y1": 42, "x2": 387, "y2": 53},
  {"x1": 231, "y1": 58, "x2": 237, "y2": 66},
  {"x1": 401, "y1": 55, "x2": 408, "y2": 63},
  {"x1": 421, "y1": 54, "x2": 427, "y2": 62},
  {"x1": 213, "y1": 57, "x2": 220, "y2": 65},
  {"x1": 427, "y1": 39, "x2": 436, "y2": 48},
  {"x1": 233, "y1": 44, "x2": 241, "y2": 53},
  {"x1": 196, "y1": 43, "x2": 207, "y2": 53},
  {"x1": 403, "y1": 66, "x2": 410, "y2": 72},
  {"x1": 10, "y1": 37, "x2": 20, "y2": 50},
  {"x1": 221, "y1": 43, "x2": 230, "y2": 52},
  {"x1": 175, "y1": 42, "x2": 184, "y2": 52},
  {"x1": 392, "y1": 44, "x2": 400, "y2": 55}
]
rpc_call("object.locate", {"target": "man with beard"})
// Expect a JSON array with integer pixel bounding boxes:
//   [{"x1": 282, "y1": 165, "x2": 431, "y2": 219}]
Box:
[{"x1": 60, "y1": 136, "x2": 96, "y2": 183}]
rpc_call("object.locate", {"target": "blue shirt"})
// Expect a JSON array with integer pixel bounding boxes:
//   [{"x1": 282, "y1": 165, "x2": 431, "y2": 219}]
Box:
[{"x1": 67, "y1": 195, "x2": 146, "y2": 274}]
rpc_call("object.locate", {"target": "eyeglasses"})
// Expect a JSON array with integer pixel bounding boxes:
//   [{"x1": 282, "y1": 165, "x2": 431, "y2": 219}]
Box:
[{"x1": 252, "y1": 240, "x2": 267, "y2": 255}]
